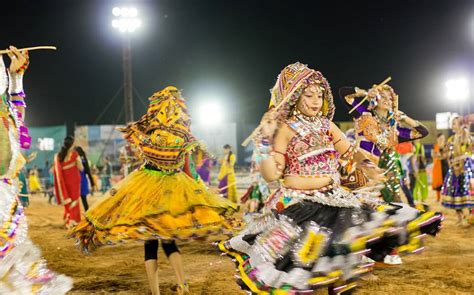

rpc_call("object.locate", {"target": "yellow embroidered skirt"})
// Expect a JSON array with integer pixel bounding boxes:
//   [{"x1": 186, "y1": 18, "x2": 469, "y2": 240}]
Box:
[{"x1": 70, "y1": 168, "x2": 238, "y2": 253}]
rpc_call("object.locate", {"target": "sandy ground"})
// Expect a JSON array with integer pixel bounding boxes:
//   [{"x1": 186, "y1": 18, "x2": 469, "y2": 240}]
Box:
[{"x1": 25, "y1": 189, "x2": 473, "y2": 295}]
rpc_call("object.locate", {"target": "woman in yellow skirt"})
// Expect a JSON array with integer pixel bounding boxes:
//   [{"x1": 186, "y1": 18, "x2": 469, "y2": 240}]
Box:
[
  {"x1": 28, "y1": 165, "x2": 42, "y2": 193},
  {"x1": 218, "y1": 144, "x2": 237, "y2": 203},
  {"x1": 70, "y1": 86, "x2": 238, "y2": 295}
]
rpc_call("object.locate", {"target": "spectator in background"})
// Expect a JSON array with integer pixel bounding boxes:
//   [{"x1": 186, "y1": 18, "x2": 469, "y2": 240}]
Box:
[
  {"x1": 91, "y1": 165, "x2": 101, "y2": 193},
  {"x1": 101, "y1": 156, "x2": 113, "y2": 192},
  {"x1": 431, "y1": 133, "x2": 448, "y2": 202},
  {"x1": 218, "y1": 144, "x2": 237, "y2": 202},
  {"x1": 28, "y1": 165, "x2": 42, "y2": 194},
  {"x1": 194, "y1": 149, "x2": 213, "y2": 186},
  {"x1": 412, "y1": 140, "x2": 428, "y2": 205},
  {"x1": 18, "y1": 168, "x2": 29, "y2": 207},
  {"x1": 396, "y1": 142, "x2": 416, "y2": 207},
  {"x1": 42, "y1": 160, "x2": 54, "y2": 203},
  {"x1": 76, "y1": 146, "x2": 95, "y2": 211},
  {"x1": 53, "y1": 136, "x2": 83, "y2": 228}
]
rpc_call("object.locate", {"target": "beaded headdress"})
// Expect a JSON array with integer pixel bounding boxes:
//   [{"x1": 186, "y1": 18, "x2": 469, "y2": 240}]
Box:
[
  {"x1": 268, "y1": 62, "x2": 335, "y2": 120},
  {"x1": 367, "y1": 84, "x2": 398, "y2": 111},
  {"x1": 120, "y1": 86, "x2": 203, "y2": 172}
]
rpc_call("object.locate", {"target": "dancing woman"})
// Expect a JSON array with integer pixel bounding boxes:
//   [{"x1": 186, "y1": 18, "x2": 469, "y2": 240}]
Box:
[
  {"x1": 441, "y1": 116, "x2": 473, "y2": 225},
  {"x1": 0, "y1": 46, "x2": 72, "y2": 293},
  {"x1": 71, "y1": 86, "x2": 238, "y2": 294},
  {"x1": 340, "y1": 85, "x2": 428, "y2": 204},
  {"x1": 220, "y1": 62, "x2": 442, "y2": 294}
]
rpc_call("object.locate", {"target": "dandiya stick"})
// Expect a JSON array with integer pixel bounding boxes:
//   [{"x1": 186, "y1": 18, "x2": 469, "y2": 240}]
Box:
[
  {"x1": 0, "y1": 46, "x2": 57, "y2": 54},
  {"x1": 217, "y1": 175, "x2": 253, "y2": 191},
  {"x1": 241, "y1": 86, "x2": 298, "y2": 147},
  {"x1": 243, "y1": 76, "x2": 392, "y2": 146},
  {"x1": 218, "y1": 182, "x2": 238, "y2": 192},
  {"x1": 348, "y1": 76, "x2": 392, "y2": 114}
]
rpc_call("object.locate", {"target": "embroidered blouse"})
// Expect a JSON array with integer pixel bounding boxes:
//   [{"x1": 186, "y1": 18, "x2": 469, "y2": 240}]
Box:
[{"x1": 284, "y1": 116, "x2": 340, "y2": 181}]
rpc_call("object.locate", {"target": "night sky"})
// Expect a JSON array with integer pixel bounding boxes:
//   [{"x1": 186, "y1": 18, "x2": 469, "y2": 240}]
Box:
[{"x1": 3, "y1": 0, "x2": 474, "y2": 128}]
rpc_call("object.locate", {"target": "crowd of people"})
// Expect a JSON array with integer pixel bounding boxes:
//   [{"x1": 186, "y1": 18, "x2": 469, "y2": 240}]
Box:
[{"x1": 1, "y1": 48, "x2": 472, "y2": 295}]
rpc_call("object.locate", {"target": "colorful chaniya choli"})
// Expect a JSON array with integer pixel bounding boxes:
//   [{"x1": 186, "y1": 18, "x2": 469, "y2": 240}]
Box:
[
  {"x1": 341, "y1": 86, "x2": 428, "y2": 203},
  {"x1": 0, "y1": 56, "x2": 72, "y2": 294},
  {"x1": 220, "y1": 63, "x2": 442, "y2": 294},
  {"x1": 441, "y1": 134, "x2": 473, "y2": 209},
  {"x1": 71, "y1": 86, "x2": 238, "y2": 253}
]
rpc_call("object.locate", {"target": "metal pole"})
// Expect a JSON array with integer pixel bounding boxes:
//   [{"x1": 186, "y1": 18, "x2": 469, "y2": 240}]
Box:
[{"x1": 122, "y1": 36, "x2": 134, "y2": 123}]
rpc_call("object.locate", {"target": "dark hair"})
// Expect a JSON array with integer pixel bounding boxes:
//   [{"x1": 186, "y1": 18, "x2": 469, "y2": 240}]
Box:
[
  {"x1": 223, "y1": 144, "x2": 232, "y2": 163},
  {"x1": 75, "y1": 146, "x2": 85, "y2": 157},
  {"x1": 75, "y1": 146, "x2": 95, "y2": 187},
  {"x1": 437, "y1": 133, "x2": 444, "y2": 138},
  {"x1": 58, "y1": 136, "x2": 75, "y2": 162}
]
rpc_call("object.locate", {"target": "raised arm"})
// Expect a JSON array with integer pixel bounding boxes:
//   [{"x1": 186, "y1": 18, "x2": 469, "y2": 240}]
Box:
[
  {"x1": 339, "y1": 86, "x2": 370, "y2": 119},
  {"x1": 259, "y1": 124, "x2": 293, "y2": 182},
  {"x1": 7, "y1": 46, "x2": 29, "y2": 120},
  {"x1": 396, "y1": 111, "x2": 429, "y2": 142},
  {"x1": 256, "y1": 112, "x2": 293, "y2": 183}
]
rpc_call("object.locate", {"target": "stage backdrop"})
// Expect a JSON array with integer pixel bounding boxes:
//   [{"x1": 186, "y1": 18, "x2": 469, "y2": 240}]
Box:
[
  {"x1": 25, "y1": 125, "x2": 67, "y2": 170},
  {"x1": 74, "y1": 125, "x2": 126, "y2": 167}
]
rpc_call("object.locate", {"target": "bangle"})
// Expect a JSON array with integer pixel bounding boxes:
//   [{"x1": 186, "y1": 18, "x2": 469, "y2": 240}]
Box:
[
  {"x1": 11, "y1": 99, "x2": 26, "y2": 107},
  {"x1": 10, "y1": 91, "x2": 26, "y2": 98},
  {"x1": 0, "y1": 57, "x2": 7, "y2": 95},
  {"x1": 256, "y1": 136, "x2": 271, "y2": 159},
  {"x1": 340, "y1": 144, "x2": 357, "y2": 161}
]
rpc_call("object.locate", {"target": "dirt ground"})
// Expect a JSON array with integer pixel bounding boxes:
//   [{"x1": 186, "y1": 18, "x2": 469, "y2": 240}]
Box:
[{"x1": 25, "y1": 189, "x2": 473, "y2": 295}]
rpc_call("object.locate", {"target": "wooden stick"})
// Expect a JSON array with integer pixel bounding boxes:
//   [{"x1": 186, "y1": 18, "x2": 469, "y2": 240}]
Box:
[
  {"x1": 348, "y1": 76, "x2": 392, "y2": 114},
  {"x1": 218, "y1": 182, "x2": 238, "y2": 191},
  {"x1": 217, "y1": 174, "x2": 253, "y2": 191},
  {"x1": 0, "y1": 46, "x2": 57, "y2": 54},
  {"x1": 241, "y1": 87, "x2": 297, "y2": 147}
]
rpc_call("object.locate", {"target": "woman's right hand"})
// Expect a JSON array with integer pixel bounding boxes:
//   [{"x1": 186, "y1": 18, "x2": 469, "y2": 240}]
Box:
[
  {"x1": 354, "y1": 87, "x2": 367, "y2": 96},
  {"x1": 260, "y1": 111, "x2": 278, "y2": 138},
  {"x1": 7, "y1": 46, "x2": 29, "y2": 74}
]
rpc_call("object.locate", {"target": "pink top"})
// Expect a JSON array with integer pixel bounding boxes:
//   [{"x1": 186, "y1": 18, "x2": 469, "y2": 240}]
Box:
[{"x1": 284, "y1": 116, "x2": 340, "y2": 178}]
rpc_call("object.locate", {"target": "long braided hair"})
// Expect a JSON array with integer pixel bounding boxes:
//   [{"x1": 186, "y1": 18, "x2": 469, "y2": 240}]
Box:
[
  {"x1": 58, "y1": 136, "x2": 75, "y2": 162},
  {"x1": 223, "y1": 144, "x2": 232, "y2": 163}
]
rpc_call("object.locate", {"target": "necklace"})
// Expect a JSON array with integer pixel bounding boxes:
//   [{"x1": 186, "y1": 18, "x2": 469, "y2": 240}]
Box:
[
  {"x1": 373, "y1": 109, "x2": 397, "y2": 127},
  {"x1": 292, "y1": 108, "x2": 320, "y2": 122}
]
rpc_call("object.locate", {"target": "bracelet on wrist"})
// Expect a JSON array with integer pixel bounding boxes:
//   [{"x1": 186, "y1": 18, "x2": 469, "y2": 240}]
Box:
[
  {"x1": 11, "y1": 99, "x2": 26, "y2": 107},
  {"x1": 10, "y1": 91, "x2": 26, "y2": 98}
]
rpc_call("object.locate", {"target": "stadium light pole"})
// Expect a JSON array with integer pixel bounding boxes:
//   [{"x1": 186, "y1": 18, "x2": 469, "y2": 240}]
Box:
[{"x1": 112, "y1": 7, "x2": 142, "y2": 123}]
